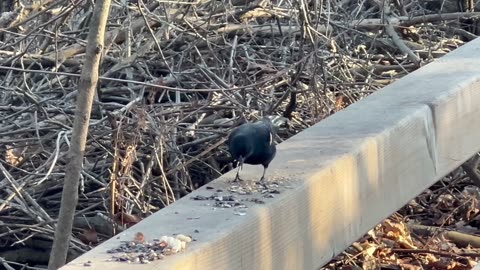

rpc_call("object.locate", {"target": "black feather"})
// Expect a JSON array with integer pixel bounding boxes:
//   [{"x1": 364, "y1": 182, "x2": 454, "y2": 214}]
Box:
[{"x1": 227, "y1": 117, "x2": 277, "y2": 182}]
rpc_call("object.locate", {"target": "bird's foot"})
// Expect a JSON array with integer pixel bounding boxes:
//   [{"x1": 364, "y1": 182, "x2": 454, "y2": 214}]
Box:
[
  {"x1": 256, "y1": 177, "x2": 268, "y2": 189},
  {"x1": 231, "y1": 176, "x2": 245, "y2": 183}
]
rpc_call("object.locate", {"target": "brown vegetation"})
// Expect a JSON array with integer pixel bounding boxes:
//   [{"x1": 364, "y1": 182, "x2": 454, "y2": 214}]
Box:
[{"x1": 0, "y1": 0, "x2": 479, "y2": 268}]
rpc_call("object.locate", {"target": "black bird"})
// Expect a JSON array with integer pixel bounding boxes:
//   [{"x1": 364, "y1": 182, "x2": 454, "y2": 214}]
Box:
[{"x1": 227, "y1": 117, "x2": 277, "y2": 183}]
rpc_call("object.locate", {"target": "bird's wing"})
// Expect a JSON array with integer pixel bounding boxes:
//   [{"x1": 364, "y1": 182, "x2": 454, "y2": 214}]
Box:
[{"x1": 254, "y1": 121, "x2": 274, "y2": 146}]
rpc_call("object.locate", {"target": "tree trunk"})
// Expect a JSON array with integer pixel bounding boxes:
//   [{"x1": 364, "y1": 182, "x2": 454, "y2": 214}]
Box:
[{"x1": 47, "y1": 0, "x2": 112, "y2": 269}]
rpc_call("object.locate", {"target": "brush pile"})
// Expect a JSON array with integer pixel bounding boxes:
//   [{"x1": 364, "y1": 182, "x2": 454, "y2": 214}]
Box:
[{"x1": 0, "y1": 0, "x2": 479, "y2": 268}]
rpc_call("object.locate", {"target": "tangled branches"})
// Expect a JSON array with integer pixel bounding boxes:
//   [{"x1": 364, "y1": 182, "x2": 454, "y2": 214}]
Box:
[{"x1": 0, "y1": 0, "x2": 477, "y2": 266}]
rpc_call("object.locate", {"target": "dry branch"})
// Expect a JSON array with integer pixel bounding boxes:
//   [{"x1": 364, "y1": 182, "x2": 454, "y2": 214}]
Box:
[
  {"x1": 0, "y1": 0, "x2": 478, "y2": 268},
  {"x1": 48, "y1": 0, "x2": 112, "y2": 268}
]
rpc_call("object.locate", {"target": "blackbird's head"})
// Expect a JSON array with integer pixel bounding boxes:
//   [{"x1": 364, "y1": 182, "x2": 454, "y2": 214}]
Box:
[{"x1": 261, "y1": 115, "x2": 287, "y2": 135}]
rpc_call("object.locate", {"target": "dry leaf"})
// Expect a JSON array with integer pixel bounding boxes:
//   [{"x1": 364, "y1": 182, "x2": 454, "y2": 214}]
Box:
[
  {"x1": 114, "y1": 212, "x2": 142, "y2": 227},
  {"x1": 79, "y1": 228, "x2": 98, "y2": 245},
  {"x1": 381, "y1": 219, "x2": 417, "y2": 249},
  {"x1": 5, "y1": 146, "x2": 24, "y2": 166}
]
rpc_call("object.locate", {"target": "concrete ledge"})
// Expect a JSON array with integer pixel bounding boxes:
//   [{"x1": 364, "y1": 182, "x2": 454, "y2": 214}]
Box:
[{"x1": 62, "y1": 38, "x2": 480, "y2": 270}]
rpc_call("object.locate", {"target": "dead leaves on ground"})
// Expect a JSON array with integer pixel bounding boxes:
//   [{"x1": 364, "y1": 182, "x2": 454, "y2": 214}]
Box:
[
  {"x1": 324, "y1": 219, "x2": 478, "y2": 269},
  {"x1": 323, "y1": 179, "x2": 480, "y2": 270}
]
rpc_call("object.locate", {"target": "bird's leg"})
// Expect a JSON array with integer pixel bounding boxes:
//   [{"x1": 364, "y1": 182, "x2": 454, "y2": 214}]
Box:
[
  {"x1": 257, "y1": 166, "x2": 268, "y2": 188},
  {"x1": 233, "y1": 167, "x2": 242, "y2": 182},
  {"x1": 232, "y1": 156, "x2": 245, "y2": 182}
]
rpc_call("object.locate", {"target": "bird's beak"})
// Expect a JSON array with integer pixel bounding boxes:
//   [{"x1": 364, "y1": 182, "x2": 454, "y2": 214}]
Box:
[{"x1": 268, "y1": 115, "x2": 288, "y2": 128}]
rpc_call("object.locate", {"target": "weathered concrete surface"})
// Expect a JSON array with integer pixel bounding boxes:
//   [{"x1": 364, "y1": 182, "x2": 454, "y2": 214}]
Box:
[{"x1": 61, "y1": 38, "x2": 480, "y2": 270}]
